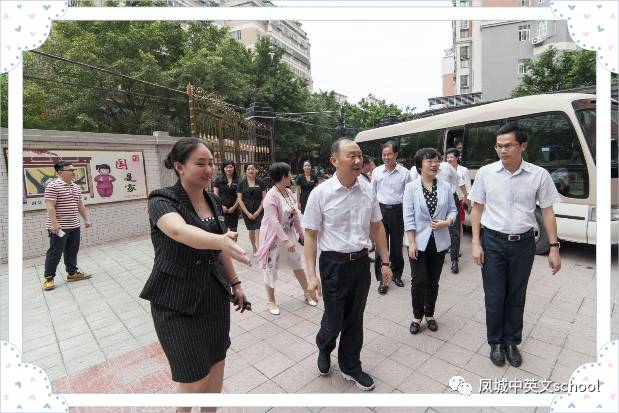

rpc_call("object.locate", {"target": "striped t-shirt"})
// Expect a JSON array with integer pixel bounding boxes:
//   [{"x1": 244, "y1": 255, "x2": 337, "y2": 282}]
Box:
[{"x1": 44, "y1": 178, "x2": 82, "y2": 229}]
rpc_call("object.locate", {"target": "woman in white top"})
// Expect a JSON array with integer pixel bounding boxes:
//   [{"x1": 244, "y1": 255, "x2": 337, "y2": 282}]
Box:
[{"x1": 255, "y1": 162, "x2": 318, "y2": 315}]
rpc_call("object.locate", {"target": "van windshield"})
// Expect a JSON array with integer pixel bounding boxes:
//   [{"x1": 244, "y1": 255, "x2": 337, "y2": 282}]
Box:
[{"x1": 573, "y1": 99, "x2": 618, "y2": 177}]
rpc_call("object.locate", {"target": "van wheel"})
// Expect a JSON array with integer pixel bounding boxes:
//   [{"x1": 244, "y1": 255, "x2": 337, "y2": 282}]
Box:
[{"x1": 534, "y1": 208, "x2": 550, "y2": 255}]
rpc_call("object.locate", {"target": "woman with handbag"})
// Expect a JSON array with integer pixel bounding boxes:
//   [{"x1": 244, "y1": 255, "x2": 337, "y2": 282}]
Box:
[
  {"x1": 255, "y1": 162, "x2": 318, "y2": 315},
  {"x1": 140, "y1": 138, "x2": 251, "y2": 412},
  {"x1": 403, "y1": 147, "x2": 458, "y2": 335}
]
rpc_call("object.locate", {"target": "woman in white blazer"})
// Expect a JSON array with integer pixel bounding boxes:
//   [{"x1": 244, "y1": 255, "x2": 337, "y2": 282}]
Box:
[{"x1": 403, "y1": 148, "x2": 458, "y2": 335}]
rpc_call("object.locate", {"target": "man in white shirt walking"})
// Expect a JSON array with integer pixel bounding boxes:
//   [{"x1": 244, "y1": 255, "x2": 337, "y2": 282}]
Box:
[
  {"x1": 445, "y1": 148, "x2": 471, "y2": 273},
  {"x1": 303, "y1": 138, "x2": 392, "y2": 391},
  {"x1": 469, "y1": 122, "x2": 561, "y2": 368},
  {"x1": 371, "y1": 141, "x2": 411, "y2": 293}
]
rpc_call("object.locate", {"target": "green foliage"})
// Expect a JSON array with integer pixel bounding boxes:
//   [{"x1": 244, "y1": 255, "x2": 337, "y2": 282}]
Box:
[
  {"x1": 512, "y1": 47, "x2": 597, "y2": 97},
  {"x1": 2, "y1": 21, "x2": 413, "y2": 168}
]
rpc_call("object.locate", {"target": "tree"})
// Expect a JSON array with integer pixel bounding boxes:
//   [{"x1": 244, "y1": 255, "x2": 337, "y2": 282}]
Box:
[{"x1": 512, "y1": 47, "x2": 596, "y2": 97}]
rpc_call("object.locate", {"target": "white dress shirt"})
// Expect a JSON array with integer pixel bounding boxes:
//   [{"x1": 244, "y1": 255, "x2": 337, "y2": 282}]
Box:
[
  {"x1": 409, "y1": 162, "x2": 464, "y2": 194},
  {"x1": 455, "y1": 164, "x2": 471, "y2": 200},
  {"x1": 468, "y1": 160, "x2": 561, "y2": 234},
  {"x1": 302, "y1": 173, "x2": 382, "y2": 253},
  {"x1": 372, "y1": 163, "x2": 412, "y2": 205}
]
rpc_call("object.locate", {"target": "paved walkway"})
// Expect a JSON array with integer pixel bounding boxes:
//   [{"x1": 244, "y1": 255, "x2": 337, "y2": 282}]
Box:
[{"x1": 1, "y1": 225, "x2": 617, "y2": 413}]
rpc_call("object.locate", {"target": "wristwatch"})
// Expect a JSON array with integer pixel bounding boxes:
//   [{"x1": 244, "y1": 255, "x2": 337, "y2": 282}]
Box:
[
  {"x1": 549, "y1": 242, "x2": 561, "y2": 249},
  {"x1": 381, "y1": 262, "x2": 391, "y2": 267}
]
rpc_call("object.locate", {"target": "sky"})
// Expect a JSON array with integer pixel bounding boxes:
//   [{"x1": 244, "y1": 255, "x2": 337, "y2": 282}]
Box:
[{"x1": 273, "y1": 1, "x2": 454, "y2": 112}]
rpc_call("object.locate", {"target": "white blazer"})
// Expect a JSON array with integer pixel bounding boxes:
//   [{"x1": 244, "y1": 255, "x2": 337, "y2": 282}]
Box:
[{"x1": 402, "y1": 179, "x2": 458, "y2": 252}]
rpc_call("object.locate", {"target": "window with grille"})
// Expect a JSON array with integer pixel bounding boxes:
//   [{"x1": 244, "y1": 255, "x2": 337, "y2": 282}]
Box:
[{"x1": 518, "y1": 25, "x2": 531, "y2": 42}]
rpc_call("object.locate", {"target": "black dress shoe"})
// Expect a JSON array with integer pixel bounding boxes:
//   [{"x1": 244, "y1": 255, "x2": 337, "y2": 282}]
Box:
[
  {"x1": 505, "y1": 344, "x2": 522, "y2": 367},
  {"x1": 426, "y1": 318, "x2": 438, "y2": 331},
  {"x1": 377, "y1": 281, "x2": 387, "y2": 295},
  {"x1": 409, "y1": 321, "x2": 421, "y2": 334},
  {"x1": 451, "y1": 261, "x2": 459, "y2": 274},
  {"x1": 317, "y1": 351, "x2": 331, "y2": 375},
  {"x1": 489, "y1": 344, "x2": 506, "y2": 366},
  {"x1": 393, "y1": 277, "x2": 404, "y2": 287}
]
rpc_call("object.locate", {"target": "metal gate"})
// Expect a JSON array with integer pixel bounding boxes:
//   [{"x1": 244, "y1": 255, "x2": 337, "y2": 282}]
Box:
[{"x1": 187, "y1": 84, "x2": 273, "y2": 180}]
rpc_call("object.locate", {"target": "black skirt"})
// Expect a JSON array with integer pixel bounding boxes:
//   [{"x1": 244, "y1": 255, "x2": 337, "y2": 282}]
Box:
[
  {"x1": 150, "y1": 273, "x2": 231, "y2": 383},
  {"x1": 223, "y1": 211, "x2": 240, "y2": 231},
  {"x1": 242, "y1": 210, "x2": 263, "y2": 230}
]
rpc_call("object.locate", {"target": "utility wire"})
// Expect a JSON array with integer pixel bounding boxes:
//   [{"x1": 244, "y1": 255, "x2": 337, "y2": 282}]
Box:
[
  {"x1": 276, "y1": 116, "x2": 338, "y2": 130},
  {"x1": 29, "y1": 49, "x2": 248, "y2": 111},
  {"x1": 24, "y1": 75, "x2": 189, "y2": 103}
]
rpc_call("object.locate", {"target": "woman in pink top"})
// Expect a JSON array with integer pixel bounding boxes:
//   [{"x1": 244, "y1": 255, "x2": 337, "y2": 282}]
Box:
[{"x1": 255, "y1": 162, "x2": 318, "y2": 315}]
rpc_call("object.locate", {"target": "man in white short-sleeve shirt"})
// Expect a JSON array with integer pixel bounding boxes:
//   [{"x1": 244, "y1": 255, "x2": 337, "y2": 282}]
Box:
[
  {"x1": 303, "y1": 138, "x2": 392, "y2": 391},
  {"x1": 468, "y1": 122, "x2": 561, "y2": 369},
  {"x1": 371, "y1": 141, "x2": 411, "y2": 292}
]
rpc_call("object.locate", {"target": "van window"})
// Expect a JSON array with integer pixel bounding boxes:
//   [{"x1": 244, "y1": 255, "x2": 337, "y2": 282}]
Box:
[
  {"x1": 514, "y1": 112, "x2": 589, "y2": 198},
  {"x1": 573, "y1": 100, "x2": 618, "y2": 179},
  {"x1": 359, "y1": 137, "x2": 397, "y2": 166},
  {"x1": 462, "y1": 121, "x2": 503, "y2": 169},
  {"x1": 399, "y1": 129, "x2": 444, "y2": 169}
]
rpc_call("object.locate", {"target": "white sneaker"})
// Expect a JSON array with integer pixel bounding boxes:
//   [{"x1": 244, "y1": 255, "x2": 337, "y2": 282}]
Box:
[{"x1": 266, "y1": 301, "x2": 280, "y2": 315}]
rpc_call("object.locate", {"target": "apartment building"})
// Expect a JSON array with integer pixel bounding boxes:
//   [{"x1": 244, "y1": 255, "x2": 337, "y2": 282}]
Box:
[
  {"x1": 429, "y1": 0, "x2": 577, "y2": 107},
  {"x1": 221, "y1": 0, "x2": 313, "y2": 89}
]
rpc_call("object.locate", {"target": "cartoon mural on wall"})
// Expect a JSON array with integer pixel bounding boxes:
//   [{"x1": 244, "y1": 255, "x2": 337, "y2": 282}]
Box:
[
  {"x1": 11, "y1": 149, "x2": 148, "y2": 211},
  {"x1": 94, "y1": 163, "x2": 116, "y2": 198}
]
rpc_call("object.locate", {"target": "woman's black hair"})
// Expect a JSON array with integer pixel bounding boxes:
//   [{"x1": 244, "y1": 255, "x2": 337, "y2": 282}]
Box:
[
  {"x1": 96, "y1": 163, "x2": 111, "y2": 172},
  {"x1": 303, "y1": 159, "x2": 312, "y2": 167},
  {"x1": 245, "y1": 162, "x2": 256, "y2": 173},
  {"x1": 269, "y1": 162, "x2": 291, "y2": 184},
  {"x1": 221, "y1": 160, "x2": 238, "y2": 181},
  {"x1": 413, "y1": 147, "x2": 440, "y2": 174},
  {"x1": 164, "y1": 138, "x2": 212, "y2": 177}
]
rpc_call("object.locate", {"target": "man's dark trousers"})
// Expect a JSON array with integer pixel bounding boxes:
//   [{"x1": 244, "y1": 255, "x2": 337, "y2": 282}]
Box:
[
  {"x1": 480, "y1": 229, "x2": 535, "y2": 346},
  {"x1": 448, "y1": 193, "x2": 461, "y2": 263},
  {"x1": 44, "y1": 227, "x2": 80, "y2": 278},
  {"x1": 316, "y1": 254, "x2": 371, "y2": 375},
  {"x1": 374, "y1": 204, "x2": 404, "y2": 281}
]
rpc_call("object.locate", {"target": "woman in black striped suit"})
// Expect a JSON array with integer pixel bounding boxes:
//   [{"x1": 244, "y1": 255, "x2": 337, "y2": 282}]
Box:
[{"x1": 140, "y1": 138, "x2": 251, "y2": 412}]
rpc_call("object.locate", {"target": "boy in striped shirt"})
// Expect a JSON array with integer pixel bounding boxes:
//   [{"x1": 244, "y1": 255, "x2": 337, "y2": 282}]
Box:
[{"x1": 43, "y1": 161, "x2": 93, "y2": 290}]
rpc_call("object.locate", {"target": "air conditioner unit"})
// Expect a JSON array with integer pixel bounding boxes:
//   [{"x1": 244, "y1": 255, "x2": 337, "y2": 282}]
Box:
[{"x1": 532, "y1": 36, "x2": 543, "y2": 45}]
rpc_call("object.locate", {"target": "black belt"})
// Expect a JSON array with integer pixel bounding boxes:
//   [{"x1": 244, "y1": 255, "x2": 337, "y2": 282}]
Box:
[
  {"x1": 322, "y1": 249, "x2": 369, "y2": 262},
  {"x1": 379, "y1": 203, "x2": 402, "y2": 210},
  {"x1": 483, "y1": 227, "x2": 535, "y2": 242}
]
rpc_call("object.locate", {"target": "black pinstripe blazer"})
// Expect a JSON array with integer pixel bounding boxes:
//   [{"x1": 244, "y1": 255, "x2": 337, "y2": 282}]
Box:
[{"x1": 139, "y1": 180, "x2": 231, "y2": 314}]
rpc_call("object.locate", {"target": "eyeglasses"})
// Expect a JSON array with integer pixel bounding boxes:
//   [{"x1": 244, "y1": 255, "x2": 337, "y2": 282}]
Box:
[{"x1": 495, "y1": 143, "x2": 520, "y2": 151}]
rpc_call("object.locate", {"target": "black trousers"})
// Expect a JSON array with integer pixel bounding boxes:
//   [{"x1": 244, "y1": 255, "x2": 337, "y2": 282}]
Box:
[
  {"x1": 374, "y1": 204, "x2": 404, "y2": 280},
  {"x1": 481, "y1": 229, "x2": 535, "y2": 346},
  {"x1": 448, "y1": 193, "x2": 461, "y2": 263},
  {"x1": 43, "y1": 227, "x2": 81, "y2": 278},
  {"x1": 316, "y1": 253, "x2": 371, "y2": 375},
  {"x1": 409, "y1": 235, "x2": 446, "y2": 319}
]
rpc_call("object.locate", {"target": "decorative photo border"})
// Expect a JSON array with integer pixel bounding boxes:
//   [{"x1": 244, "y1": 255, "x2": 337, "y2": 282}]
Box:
[{"x1": 1, "y1": 1, "x2": 617, "y2": 411}]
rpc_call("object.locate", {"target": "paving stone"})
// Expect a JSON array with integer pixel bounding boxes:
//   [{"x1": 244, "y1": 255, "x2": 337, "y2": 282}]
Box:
[
  {"x1": 370, "y1": 357, "x2": 415, "y2": 389},
  {"x1": 253, "y1": 352, "x2": 296, "y2": 379},
  {"x1": 226, "y1": 365, "x2": 268, "y2": 393},
  {"x1": 13, "y1": 229, "x2": 610, "y2": 400},
  {"x1": 434, "y1": 342, "x2": 476, "y2": 369}
]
